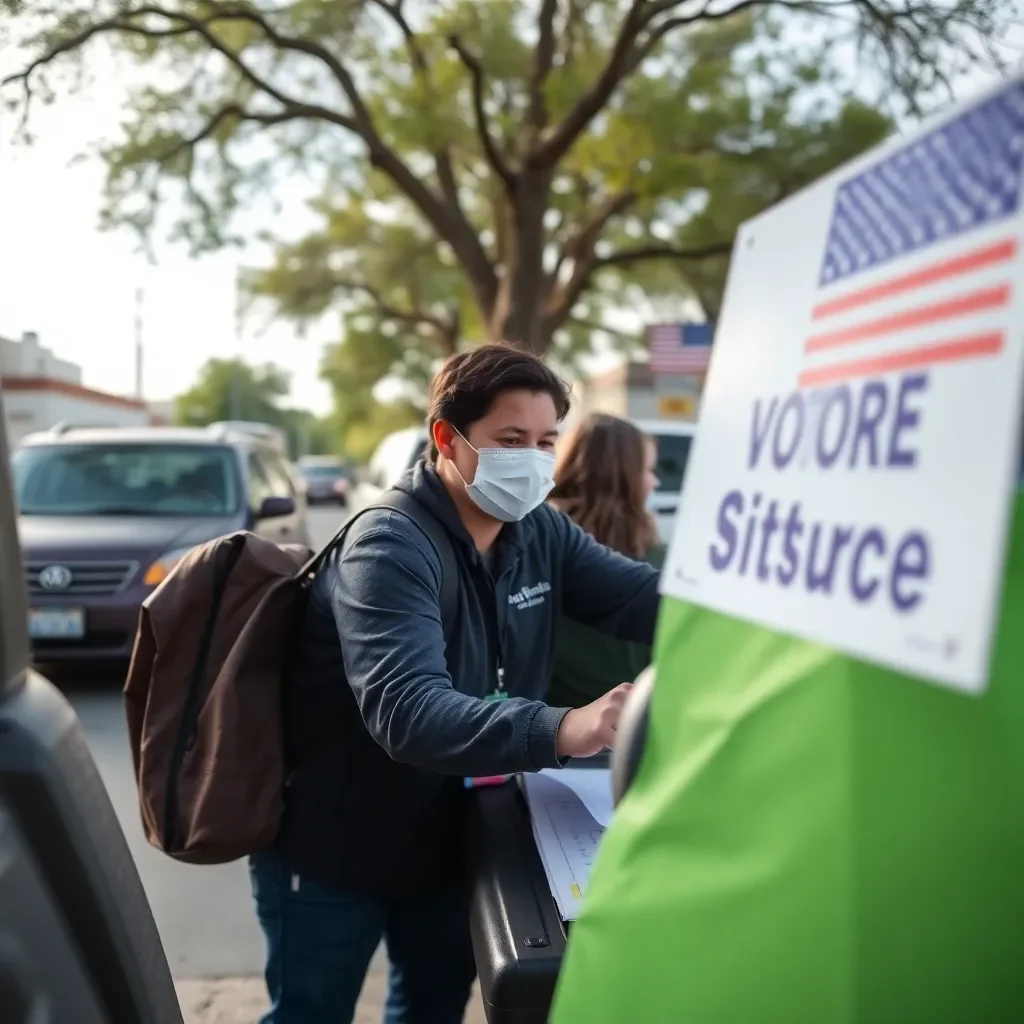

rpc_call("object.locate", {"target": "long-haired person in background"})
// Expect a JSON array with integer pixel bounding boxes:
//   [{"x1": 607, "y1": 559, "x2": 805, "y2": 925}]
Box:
[{"x1": 547, "y1": 414, "x2": 665, "y2": 708}]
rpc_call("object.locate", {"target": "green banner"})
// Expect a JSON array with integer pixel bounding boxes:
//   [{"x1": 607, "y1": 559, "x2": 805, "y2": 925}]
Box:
[{"x1": 552, "y1": 493, "x2": 1024, "y2": 1023}]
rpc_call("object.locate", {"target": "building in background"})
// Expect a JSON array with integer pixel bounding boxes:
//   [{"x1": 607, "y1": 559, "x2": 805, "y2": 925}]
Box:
[
  {"x1": 571, "y1": 361, "x2": 704, "y2": 423},
  {"x1": 146, "y1": 399, "x2": 174, "y2": 426},
  {"x1": 0, "y1": 331, "x2": 152, "y2": 445},
  {"x1": 570, "y1": 322, "x2": 712, "y2": 424}
]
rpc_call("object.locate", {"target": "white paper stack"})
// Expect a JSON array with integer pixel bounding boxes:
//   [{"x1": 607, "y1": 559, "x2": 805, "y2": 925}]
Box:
[{"x1": 520, "y1": 767, "x2": 613, "y2": 921}]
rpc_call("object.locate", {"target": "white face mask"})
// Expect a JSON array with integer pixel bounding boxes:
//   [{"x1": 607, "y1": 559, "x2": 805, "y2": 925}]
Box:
[{"x1": 453, "y1": 429, "x2": 556, "y2": 523}]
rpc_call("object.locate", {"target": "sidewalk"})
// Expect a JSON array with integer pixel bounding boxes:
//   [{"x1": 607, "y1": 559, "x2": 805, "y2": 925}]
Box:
[{"x1": 175, "y1": 969, "x2": 488, "y2": 1023}]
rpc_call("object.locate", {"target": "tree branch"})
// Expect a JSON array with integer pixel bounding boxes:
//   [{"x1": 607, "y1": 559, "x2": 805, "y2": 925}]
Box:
[
  {"x1": 530, "y1": 0, "x2": 833, "y2": 168},
  {"x1": 162, "y1": 104, "x2": 316, "y2": 163},
  {"x1": 527, "y1": 0, "x2": 649, "y2": 168},
  {"x1": 594, "y1": 240, "x2": 735, "y2": 268},
  {"x1": 369, "y1": 0, "x2": 428, "y2": 75},
  {"x1": 567, "y1": 315, "x2": 637, "y2": 342},
  {"x1": 5, "y1": 2, "x2": 499, "y2": 326},
  {"x1": 448, "y1": 34, "x2": 517, "y2": 194},
  {"x1": 2, "y1": 6, "x2": 358, "y2": 134},
  {"x1": 368, "y1": 1, "x2": 466, "y2": 227},
  {"x1": 544, "y1": 189, "x2": 637, "y2": 329},
  {"x1": 340, "y1": 278, "x2": 460, "y2": 353},
  {"x1": 528, "y1": 0, "x2": 560, "y2": 131}
]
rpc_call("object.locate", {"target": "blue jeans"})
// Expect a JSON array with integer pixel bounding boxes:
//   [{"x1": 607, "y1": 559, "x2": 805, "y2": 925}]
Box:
[{"x1": 250, "y1": 850, "x2": 476, "y2": 1024}]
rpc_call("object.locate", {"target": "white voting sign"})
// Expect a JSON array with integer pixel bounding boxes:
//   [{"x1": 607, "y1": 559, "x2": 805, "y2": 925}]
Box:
[{"x1": 662, "y1": 78, "x2": 1024, "y2": 694}]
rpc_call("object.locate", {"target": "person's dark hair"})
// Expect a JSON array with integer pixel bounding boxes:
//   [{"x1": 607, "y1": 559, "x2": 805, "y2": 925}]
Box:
[
  {"x1": 549, "y1": 413, "x2": 658, "y2": 559},
  {"x1": 427, "y1": 343, "x2": 572, "y2": 458}
]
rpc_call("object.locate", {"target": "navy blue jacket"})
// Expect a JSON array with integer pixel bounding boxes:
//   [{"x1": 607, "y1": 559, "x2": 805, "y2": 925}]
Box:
[{"x1": 277, "y1": 461, "x2": 659, "y2": 893}]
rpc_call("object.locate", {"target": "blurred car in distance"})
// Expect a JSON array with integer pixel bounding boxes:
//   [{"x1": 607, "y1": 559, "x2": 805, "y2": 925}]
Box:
[
  {"x1": 347, "y1": 425, "x2": 428, "y2": 518},
  {"x1": 297, "y1": 455, "x2": 353, "y2": 506},
  {"x1": 635, "y1": 420, "x2": 697, "y2": 545},
  {"x1": 11, "y1": 424, "x2": 310, "y2": 664},
  {"x1": 207, "y1": 420, "x2": 289, "y2": 455}
]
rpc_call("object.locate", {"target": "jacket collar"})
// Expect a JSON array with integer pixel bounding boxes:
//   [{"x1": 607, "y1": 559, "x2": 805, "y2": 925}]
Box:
[{"x1": 395, "y1": 459, "x2": 531, "y2": 561}]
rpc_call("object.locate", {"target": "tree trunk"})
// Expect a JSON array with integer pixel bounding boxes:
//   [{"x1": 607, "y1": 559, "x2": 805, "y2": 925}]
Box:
[{"x1": 493, "y1": 169, "x2": 552, "y2": 353}]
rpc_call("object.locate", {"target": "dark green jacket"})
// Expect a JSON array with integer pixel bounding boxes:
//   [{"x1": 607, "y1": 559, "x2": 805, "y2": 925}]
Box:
[{"x1": 547, "y1": 545, "x2": 666, "y2": 709}]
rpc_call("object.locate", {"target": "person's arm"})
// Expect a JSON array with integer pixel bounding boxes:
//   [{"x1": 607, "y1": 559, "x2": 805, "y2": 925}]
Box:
[
  {"x1": 328, "y1": 510, "x2": 569, "y2": 776},
  {"x1": 548, "y1": 506, "x2": 661, "y2": 645}
]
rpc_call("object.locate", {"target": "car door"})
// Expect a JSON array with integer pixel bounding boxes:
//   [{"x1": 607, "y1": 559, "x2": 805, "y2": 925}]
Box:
[
  {"x1": 262, "y1": 450, "x2": 310, "y2": 546},
  {"x1": 247, "y1": 449, "x2": 302, "y2": 544},
  {"x1": 0, "y1": 390, "x2": 182, "y2": 1022},
  {"x1": 649, "y1": 431, "x2": 695, "y2": 544}
]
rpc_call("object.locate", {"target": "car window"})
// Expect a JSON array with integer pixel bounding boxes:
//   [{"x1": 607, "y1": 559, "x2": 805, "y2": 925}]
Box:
[
  {"x1": 246, "y1": 452, "x2": 275, "y2": 508},
  {"x1": 11, "y1": 444, "x2": 241, "y2": 517},
  {"x1": 652, "y1": 434, "x2": 694, "y2": 494},
  {"x1": 301, "y1": 465, "x2": 343, "y2": 479},
  {"x1": 261, "y1": 451, "x2": 296, "y2": 498}
]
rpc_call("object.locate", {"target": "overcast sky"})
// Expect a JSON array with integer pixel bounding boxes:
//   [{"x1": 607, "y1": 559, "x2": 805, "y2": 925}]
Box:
[{"x1": 0, "y1": 56, "x2": 336, "y2": 413}]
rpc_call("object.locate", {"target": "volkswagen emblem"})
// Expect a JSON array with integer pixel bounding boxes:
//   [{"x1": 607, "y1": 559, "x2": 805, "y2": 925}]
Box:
[{"x1": 38, "y1": 565, "x2": 73, "y2": 591}]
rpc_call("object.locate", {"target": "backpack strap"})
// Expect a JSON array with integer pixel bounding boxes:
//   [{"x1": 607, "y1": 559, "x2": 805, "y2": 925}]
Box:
[
  {"x1": 301, "y1": 490, "x2": 458, "y2": 625},
  {"x1": 373, "y1": 489, "x2": 459, "y2": 626}
]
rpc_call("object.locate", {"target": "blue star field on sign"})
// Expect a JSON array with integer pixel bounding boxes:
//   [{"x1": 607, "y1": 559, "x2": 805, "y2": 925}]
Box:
[{"x1": 819, "y1": 82, "x2": 1024, "y2": 288}]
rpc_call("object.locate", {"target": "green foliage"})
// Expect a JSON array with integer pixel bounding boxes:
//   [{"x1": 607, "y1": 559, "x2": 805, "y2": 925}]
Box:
[
  {"x1": 173, "y1": 356, "x2": 340, "y2": 458},
  {"x1": 3, "y1": 0, "x2": 1008, "y2": 442},
  {"x1": 173, "y1": 357, "x2": 290, "y2": 425}
]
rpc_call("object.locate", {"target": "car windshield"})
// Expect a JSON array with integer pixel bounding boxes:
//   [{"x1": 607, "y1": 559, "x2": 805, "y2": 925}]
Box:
[
  {"x1": 11, "y1": 443, "x2": 241, "y2": 517},
  {"x1": 301, "y1": 465, "x2": 343, "y2": 479},
  {"x1": 652, "y1": 433, "x2": 694, "y2": 493}
]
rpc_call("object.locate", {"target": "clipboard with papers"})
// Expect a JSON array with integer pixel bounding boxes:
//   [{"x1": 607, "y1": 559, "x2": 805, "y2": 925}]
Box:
[{"x1": 520, "y1": 764, "x2": 614, "y2": 921}]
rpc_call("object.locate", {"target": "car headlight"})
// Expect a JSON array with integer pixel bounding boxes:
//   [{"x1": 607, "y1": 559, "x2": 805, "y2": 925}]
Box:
[{"x1": 143, "y1": 546, "x2": 196, "y2": 587}]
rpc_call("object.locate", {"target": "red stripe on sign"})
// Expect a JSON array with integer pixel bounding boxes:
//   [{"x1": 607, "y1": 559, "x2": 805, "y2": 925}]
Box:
[
  {"x1": 811, "y1": 239, "x2": 1017, "y2": 321},
  {"x1": 804, "y1": 284, "x2": 1011, "y2": 353},
  {"x1": 797, "y1": 331, "x2": 1003, "y2": 388}
]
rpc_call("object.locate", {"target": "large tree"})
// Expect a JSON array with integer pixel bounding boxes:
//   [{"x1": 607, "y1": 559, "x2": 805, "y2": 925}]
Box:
[{"x1": 3, "y1": 0, "x2": 1006, "y2": 383}]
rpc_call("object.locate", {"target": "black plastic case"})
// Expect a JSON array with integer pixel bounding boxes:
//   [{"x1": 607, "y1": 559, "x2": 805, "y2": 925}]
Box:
[
  {"x1": 468, "y1": 755, "x2": 610, "y2": 1024},
  {"x1": 467, "y1": 780, "x2": 567, "y2": 1023}
]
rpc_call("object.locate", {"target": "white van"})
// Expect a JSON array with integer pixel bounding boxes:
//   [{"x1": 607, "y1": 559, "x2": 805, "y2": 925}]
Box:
[
  {"x1": 351, "y1": 419, "x2": 696, "y2": 544},
  {"x1": 633, "y1": 420, "x2": 697, "y2": 544},
  {"x1": 346, "y1": 426, "x2": 428, "y2": 518}
]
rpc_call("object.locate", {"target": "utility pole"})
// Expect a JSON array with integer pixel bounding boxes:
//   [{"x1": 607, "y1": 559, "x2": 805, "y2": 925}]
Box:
[
  {"x1": 134, "y1": 286, "x2": 144, "y2": 400},
  {"x1": 230, "y1": 266, "x2": 243, "y2": 420}
]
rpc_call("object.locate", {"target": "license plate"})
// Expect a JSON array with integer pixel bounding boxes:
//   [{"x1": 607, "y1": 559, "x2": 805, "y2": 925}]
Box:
[{"x1": 29, "y1": 608, "x2": 85, "y2": 640}]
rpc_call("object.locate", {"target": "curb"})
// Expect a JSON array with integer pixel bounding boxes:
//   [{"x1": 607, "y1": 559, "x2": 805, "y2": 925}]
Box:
[{"x1": 174, "y1": 977, "x2": 487, "y2": 1023}]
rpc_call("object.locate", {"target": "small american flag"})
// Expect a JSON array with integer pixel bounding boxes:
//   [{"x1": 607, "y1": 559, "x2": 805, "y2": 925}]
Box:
[
  {"x1": 647, "y1": 322, "x2": 712, "y2": 374},
  {"x1": 800, "y1": 82, "x2": 1024, "y2": 389}
]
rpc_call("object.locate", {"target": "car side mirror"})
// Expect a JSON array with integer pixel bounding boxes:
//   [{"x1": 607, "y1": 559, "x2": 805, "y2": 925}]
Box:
[
  {"x1": 257, "y1": 495, "x2": 295, "y2": 520},
  {"x1": 611, "y1": 665, "x2": 655, "y2": 807}
]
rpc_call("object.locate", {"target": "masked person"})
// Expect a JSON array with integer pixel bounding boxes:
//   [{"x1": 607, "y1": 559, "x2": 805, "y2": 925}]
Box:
[
  {"x1": 547, "y1": 414, "x2": 666, "y2": 709},
  {"x1": 250, "y1": 344, "x2": 660, "y2": 1024}
]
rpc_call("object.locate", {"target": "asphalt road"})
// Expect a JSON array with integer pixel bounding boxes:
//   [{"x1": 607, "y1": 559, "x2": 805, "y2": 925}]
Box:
[{"x1": 62, "y1": 505, "x2": 350, "y2": 979}]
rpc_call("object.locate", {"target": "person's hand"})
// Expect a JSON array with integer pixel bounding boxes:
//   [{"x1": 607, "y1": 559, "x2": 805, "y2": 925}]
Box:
[{"x1": 555, "y1": 683, "x2": 633, "y2": 759}]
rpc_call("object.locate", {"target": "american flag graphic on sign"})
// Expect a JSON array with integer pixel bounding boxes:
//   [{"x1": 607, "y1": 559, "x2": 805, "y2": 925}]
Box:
[
  {"x1": 800, "y1": 82, "x2": 1024, "y2": 389},
  {"x1": 647, "y1": 322, "x2": 713, "y2": 374}
]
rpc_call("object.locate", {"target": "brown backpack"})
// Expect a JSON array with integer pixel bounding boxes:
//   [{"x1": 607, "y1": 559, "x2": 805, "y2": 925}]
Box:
[{"x1": 123, "y1": 490, "x2": 457, "y2": 865}]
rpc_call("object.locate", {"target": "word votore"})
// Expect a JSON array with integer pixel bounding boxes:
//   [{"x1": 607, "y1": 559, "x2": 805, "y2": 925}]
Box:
[{"x1": 709, "y1": 372, "x2": 932, "y2": 613}]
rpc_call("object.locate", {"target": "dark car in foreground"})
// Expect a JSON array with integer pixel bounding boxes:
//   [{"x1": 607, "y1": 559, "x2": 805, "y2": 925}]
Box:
[{"x1": 11, "y1": 424, "x2": 310, "y2": 663}]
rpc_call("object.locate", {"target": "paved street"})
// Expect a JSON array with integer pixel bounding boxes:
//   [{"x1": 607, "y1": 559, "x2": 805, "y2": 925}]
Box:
[{"x1": 53, "y1": 506, "x2": 485, "y2": 1021}]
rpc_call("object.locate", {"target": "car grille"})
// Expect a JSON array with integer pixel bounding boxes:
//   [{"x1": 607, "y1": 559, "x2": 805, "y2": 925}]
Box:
[{"x1": 24, "y1": 561, "x2": 138, "y2": 597}]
